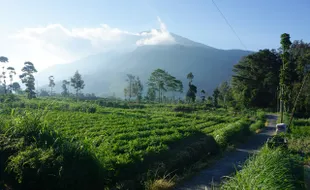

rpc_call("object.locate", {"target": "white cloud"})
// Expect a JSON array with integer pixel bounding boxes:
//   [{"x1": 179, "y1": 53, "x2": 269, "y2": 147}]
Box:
[
  {"x1": 7, "y1": 17, "x2": 175, "y2": 71},
  {"x1": 136, "y1": 17, "x2": 175, "y2": 46}
]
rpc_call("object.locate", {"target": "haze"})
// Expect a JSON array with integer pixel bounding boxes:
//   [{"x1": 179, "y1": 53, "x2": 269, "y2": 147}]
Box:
[{"x1": 1, "y1": 0, "x2": 310, "y2": 72}]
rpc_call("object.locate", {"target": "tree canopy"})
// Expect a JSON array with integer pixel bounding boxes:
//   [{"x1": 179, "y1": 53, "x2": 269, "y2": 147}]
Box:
[
  {"x1": 71, "y1": 71, "x2": 85, "y2": 98},
  {"x1": 232, "y1": 49, "x2": 281, "y2": 108},
  {"x1": 19, "y1": 62, "x2": 37, "y2": 99},
  {"x1": 148, "y1": 69, "x2": 183, "y2": 102}
]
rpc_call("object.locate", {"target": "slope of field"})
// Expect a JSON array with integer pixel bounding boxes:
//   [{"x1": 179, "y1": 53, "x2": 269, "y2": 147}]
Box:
[{"x1": 0, "y1": 97, "x2": 255, "y2": 190}]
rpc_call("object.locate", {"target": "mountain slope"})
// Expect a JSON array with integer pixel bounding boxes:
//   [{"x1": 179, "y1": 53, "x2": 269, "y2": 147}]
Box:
[{"x1": 37, "y1": 34, "x2": 252, "y2": 97}]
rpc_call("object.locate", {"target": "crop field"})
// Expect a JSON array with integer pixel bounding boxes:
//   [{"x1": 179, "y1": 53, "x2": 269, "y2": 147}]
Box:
[
  {"x1": 0, "y1": 98, "x2": 257, "y2": 189},
  {"x1": 45, "y1": 108, "x2": 247, "y2": 166}
]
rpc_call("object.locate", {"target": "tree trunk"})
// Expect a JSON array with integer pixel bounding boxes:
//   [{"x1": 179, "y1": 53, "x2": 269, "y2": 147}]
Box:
[{"x1": 76, "y1": 89, "x2": 79, "y2": 101}]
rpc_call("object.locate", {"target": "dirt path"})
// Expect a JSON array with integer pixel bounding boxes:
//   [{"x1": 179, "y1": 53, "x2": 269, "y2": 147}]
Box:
[{"x1": 175, "y1": 115, "x2": 277, "y2": 190}]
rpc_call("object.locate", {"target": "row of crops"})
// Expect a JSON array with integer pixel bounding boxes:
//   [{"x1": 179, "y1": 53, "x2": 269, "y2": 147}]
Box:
[
  {"x1": 41, "y1": 109, "x2": 242, "y2": 165},
  {"x1": 0, "y1": 97, "x2": 257, "y2": 190}
]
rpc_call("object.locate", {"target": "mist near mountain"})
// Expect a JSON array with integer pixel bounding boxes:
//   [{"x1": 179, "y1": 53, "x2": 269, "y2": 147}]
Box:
[{"x1": 36, "y1": 33, "x2": 252, "y2": 97}]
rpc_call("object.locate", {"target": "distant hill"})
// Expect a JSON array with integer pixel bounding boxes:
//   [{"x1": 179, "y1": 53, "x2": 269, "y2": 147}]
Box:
[{"x1": 36, "y1": 33, "x2": 252, "y2": 97}]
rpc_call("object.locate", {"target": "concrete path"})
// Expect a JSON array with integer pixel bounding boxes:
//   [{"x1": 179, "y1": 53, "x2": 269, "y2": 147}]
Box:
[{"x1": 176, "y1": 115, "x2": 277, "y2": 190}]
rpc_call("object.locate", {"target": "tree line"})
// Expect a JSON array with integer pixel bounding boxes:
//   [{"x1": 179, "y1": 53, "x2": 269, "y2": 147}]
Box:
[
  {"x1": 122, "y1": 32, "x2": 310, "y2": 117},
  {"x1": 0, "y1": 58, "x2": 86, "y2": 99},
  {"x1": 123, "y1": 68, "x2": 229, "y2": 106},
  {"x1": 2, "y1": 32, "x2": 309, "y2": 114}
]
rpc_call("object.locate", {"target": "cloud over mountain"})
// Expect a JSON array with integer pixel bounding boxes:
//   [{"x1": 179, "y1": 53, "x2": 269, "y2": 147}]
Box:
[
  {"x1": 136, "y1": 17, "x2": 175, "y2": 46},
  {"x1": 9, "y1": 17, "x2": 175, "y2": 70}
]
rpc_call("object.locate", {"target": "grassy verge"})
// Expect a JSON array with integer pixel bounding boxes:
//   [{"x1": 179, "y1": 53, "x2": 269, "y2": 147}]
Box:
[
  {"x1": 287, "y1": 118, "x2": 310, "y2": 189},
  {"x1": 221, "y1": 146, "x2": 304, "y2": 190}
]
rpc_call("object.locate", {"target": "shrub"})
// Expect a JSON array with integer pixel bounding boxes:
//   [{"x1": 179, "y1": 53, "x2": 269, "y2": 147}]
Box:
[
  {"x1": 249, "y1": 120, "x2": 265, "y2": 133},
  {"x1": 212, "y1": 119, "x2": 251, "y2": 148},
  {"x1": 256, "y1": 110, "x2": 265, "y2": 121}
]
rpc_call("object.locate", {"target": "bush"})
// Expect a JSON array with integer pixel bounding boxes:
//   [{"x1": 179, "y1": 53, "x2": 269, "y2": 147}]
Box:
[
  {"x1": 168, "y1": 135, "x2": 219, "y2": 170},
  {"x1": 256, "y1": 110, "x2": 265, "y2": 121},
  {"x1": 249, "y1": 120, "x2": 265, "y2": 132},
  {"x1": 212, "y1": 119, "x2": 251, "y2": 148}
]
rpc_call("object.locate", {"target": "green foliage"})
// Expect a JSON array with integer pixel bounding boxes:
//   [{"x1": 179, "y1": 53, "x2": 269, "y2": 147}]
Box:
[
  {"x1": 212, "y1": 87, "x2": 220, "y2": 107},
  {"x1": 0, "y1": 97, "x2": 252, "y2": 189},
  {"x1": 186, "y1": 83, "x2": 197, "y2": 102},
  {"x1": 11, "y1": 82, "x2": 21, "y2": 93},
  {"x1": 221, "y1": 146, "x2": 304, "y2": 190},
  {"x1": 125, "y1": 74, "x2": 136, "y2": 100},
  {"x1": 61, "y1": 80, "x2": 70, "y2": 97},
  {"x1": 70, "y1": 71, "x2": 85, "y2": 97},
  {"x1": 217, "y1": 81, "x2": 234, "y2": 108},
  {"x1": 249, "y1": 120, "x2": 264, "y2": 132},
  {"x1": 0, "y1": 57, "x2": 17, "y2": 95},
  {"x1": 146, "y1": 87, "x2": 156, "y2": 102},
  {"x1": 287, "y1": 118, "x2": 310, "y2": 155},
  {"x1": 248, "y1": 110, "x2": 266, "y2": 132},
  {"x1": 290, "y1": 41, "x2": 310, "y2": 116},
  {"x1": 19, "y1": 62, "x2": 37, "y2": 99},
  {"x1": 232, "y1": 49, "x2": 281, "y2": 109},
  {"x1": 148, "y1": 69, "x2": 183, "y2": 103},
  {"x1": 280, "y1": 33, "x2": 294, "y2": 113},
  {"x1": 0, "y1": 110, "x2": 107, "y2": 190},
  {"x1": 186, "y1": 72, "x2": 197, "y2": 103},
  {"x1": 212, "y1": 119, "x2": 251, "y2": 148}
]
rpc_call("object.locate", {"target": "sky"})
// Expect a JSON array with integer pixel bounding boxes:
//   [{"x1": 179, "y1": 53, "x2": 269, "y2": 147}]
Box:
[{"x1": 1, "y1": 0, "x2": 310, "y2": 72}]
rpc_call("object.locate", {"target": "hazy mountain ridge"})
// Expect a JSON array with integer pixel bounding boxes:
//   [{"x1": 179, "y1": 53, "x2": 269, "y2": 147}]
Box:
[{"x1": 36, "y1": 33, "x2": 252, "y2": 97}]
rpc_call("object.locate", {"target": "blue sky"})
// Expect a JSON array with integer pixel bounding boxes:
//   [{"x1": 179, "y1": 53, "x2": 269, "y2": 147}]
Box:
[{"x1": 1, "y1": 0, "x2": 310, "y2": 70}]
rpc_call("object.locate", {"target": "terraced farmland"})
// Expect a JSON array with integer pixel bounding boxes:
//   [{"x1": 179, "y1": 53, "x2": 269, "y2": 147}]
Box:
[{"x1": 0, "y1": 101, "x2": 253, "y2": 189}]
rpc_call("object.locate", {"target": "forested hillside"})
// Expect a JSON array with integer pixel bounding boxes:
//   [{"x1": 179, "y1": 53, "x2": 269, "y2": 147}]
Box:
[{"x1": 36, "y1": 33, "x2": 251, "y2": 97}]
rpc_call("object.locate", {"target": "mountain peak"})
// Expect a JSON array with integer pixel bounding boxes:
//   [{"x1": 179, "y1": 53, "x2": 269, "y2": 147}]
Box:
[
  {"x1": 170, "y1": 33, "x2": 215, "y2": 49},
  {"x1": 138, "y1": 29, "x2": 214, "y2": 49}
]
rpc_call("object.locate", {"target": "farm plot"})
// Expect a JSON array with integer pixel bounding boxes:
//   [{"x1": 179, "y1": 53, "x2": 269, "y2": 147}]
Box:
[
  {"x1": 42, "y1": 109, "x2": 242, "y2": 166},
  {"x1": 0, "y1": 105, "x2": 248, "y2": 189}
]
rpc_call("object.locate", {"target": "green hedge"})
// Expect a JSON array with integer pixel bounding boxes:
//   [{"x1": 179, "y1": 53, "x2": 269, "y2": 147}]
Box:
[
  {"x1": 249, "y1": 120, "x2": 265, "y2": 132},
  {"x1": 212, "y1": 119, "x2": 251, "y2": 148}
]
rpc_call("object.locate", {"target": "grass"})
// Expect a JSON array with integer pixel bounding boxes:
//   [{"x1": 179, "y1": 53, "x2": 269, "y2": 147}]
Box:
[
  {"x1": 148, "y1": 179, "x2": 175, "y2": 190},
  {"x1": 221, "y1": 146, "x2": 304, "y2": 190},
  {"x1": 221, "y1": 114, "x2": 309, "y2": 190}
]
